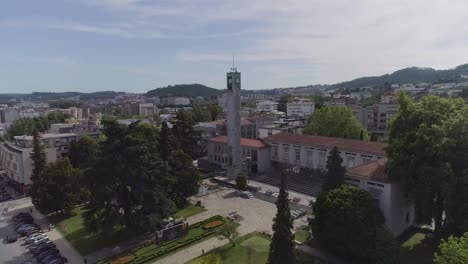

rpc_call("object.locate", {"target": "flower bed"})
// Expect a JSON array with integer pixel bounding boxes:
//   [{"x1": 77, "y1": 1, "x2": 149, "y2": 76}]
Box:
[
  {"x1": 110, "y1": 255, "x2": 135, "y2": 264},
  {"x1": 203, "y1": 220, "x2": 224, "y2": 230}
]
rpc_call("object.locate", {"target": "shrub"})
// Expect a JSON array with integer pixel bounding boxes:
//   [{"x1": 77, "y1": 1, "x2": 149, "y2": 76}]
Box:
[{"x1": 189, "y1": 253, "x2": 221, "y2": 264}]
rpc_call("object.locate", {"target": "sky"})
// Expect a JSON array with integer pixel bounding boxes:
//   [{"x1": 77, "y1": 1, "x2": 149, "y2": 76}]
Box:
[{"x1": 1, "y1": 0, "x2": 468, "y2": 93}]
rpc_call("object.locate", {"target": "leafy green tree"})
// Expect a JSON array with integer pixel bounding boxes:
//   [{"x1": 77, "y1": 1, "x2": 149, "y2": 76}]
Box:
[
  {"x1": 36, "y1": 158, "x2": 83, "y2": 214},
  {"x1": 434, "y1": 233, "x2": 468, "y2": 264},
  {"x1": 216, "y1": 221, "x2": 239, "y2": 246},
  {"x1": 322, "y1": 146, "x2": 346, "y2": 192},
  {"x1": 303, "y1": 106, "x2": 369, "y2": 140},
  {"x1": 29, "y1": 131, "x2": 48, "y2": 210},
  {"x1": 268, "y1": 171, "x2": 295, "y2": 264},
  {"x1": 159, "y1": 121, "x2": 171, "y2": 161},
  {"x1": 7, "y1": 117, "x2": 43, "y2": 138},
  {"x1": 386, "y1": 93, "x2": 468, "y2": 242},
  {"x1": 278, "y1": 95, "x2": 293, "y2": 113},
  {"x1": 84, "y1": 120, "x2": 176, "y2": 233},
  {"x1": 310, "y1": 185, "x2": 397, "y2": 263},
  {"x1": 172, "y1": 109, "x2": 201, "y2": 159},
  {"x1": 69, "y1": 135, "x2": 99, "y2": 168},
  {"x1": 235, "y1": 172, "x2": 249, "y2": 191},
  {"x1": 168, "y1": 150, "x2": 201, "y2": 207}
]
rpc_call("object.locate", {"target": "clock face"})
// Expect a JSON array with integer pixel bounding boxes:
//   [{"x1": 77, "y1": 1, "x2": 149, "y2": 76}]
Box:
[
  {"x1": 235, "y1": 78, "x2": 240, "y2": 84},
  {"x1": 228, "y1": 78, "x2": 233, "y2": 84}
]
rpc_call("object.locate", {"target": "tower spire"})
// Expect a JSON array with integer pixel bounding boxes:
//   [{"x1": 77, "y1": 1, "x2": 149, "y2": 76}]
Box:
[{"x1": 231, "y1": 53, "x2": 237, "y2": 72}]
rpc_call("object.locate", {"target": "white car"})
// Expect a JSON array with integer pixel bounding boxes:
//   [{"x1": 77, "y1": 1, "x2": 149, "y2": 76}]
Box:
[
  {"x1": 27, "y1": 233, "x2": 47, "y2": 241},
  {"x1": 29, "y1": 236, "x2": 49, "y2": 245},
  {"x1": 26, "y1": 234, "x2": 47, "y2": 243}
]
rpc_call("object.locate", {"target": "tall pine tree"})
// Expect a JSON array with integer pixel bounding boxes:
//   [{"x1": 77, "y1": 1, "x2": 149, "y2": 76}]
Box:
[
  {"x1": 322, "y1": 146, "x2": 346, "y2": 193},
  {"x1": 159, "y1": 121, "x2": 171, "y2": 161},
  {"x1": 268, "y1": 170, "x2": 295, "y2": 264},
  {"x1": 29, "y1": 131, "x2": 48, "y2": 211}
]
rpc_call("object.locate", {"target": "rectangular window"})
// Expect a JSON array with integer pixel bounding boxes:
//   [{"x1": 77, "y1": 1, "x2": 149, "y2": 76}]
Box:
[
  {"x1": 273, "y1": 146, "x2": 279, "y2": 158},
  {"x1": 318, "y1": 152, "x2": 327, "y2": 168},
  {"x1": 295, "y1": 150, "x2": 301, "y2": 161},
  {"x1": 346, "y1": 156, "x2": 356, "y2": 168}
]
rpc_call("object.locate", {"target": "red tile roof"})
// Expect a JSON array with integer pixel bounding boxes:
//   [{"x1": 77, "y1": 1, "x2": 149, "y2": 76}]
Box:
[
  {"x1": 346, "y1": 159, "x2": 390, "y2": 183},
  {"x1": 263, "y1": 132, "x2": 386, "y2": 156},
  {"x1": 208, "y1": 136, "x2": 269, "y2": 149}
]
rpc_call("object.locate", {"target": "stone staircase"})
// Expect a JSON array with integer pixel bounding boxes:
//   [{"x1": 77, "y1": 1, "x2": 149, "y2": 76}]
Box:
[{"x1": 253, "y1": 167, "x2": 324, "y2": 197}]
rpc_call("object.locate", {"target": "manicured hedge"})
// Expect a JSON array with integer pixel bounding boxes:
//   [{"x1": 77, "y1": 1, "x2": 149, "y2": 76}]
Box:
[{"x1": 100, "y1": 215, "x2": 228, "y2": 264}]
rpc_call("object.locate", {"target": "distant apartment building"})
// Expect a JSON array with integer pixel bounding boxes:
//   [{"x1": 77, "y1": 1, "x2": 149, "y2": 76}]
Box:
[
  {"x1": 327, "y1": 96, "x2": 358, "y2": 107},
  {"x1": 366, "y1": 103, "x2": 400, "y2": 141},
  {"x1": 286, "y1": 99, "x2": 315, "y2": 117},
  {"x1": 256, "y1": 100, "x2": 278, "y2": 112},
  {"x1": 122, "y1": 103, "x2": 158, "y2": 117},
  {"x1": 380, "y1": 93, "x2": 397, "y2": 104},
  {"x1": 0, "y1": 108, "x2": 20, "y2": 125},
  {"x1": 163, "y1": 97, "x2": 191, "y2": 106}
]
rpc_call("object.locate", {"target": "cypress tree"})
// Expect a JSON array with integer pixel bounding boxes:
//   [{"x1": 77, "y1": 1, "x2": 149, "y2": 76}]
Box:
[
  {"x1": 29, "y1": 131, "x2": 48, "y2": 210},
  {"x1": 268, "y1": 170, "x2": 295, "y2": 264},
  {"x1": 322, "y1": 146, "x2": 346, "y2": 193},
  {"x1": 159, "y1": 121, "x2": 171, "y2": 161}
]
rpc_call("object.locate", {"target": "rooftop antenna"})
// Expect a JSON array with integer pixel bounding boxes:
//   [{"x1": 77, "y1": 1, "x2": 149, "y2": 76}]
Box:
[{"x1": 230, "y1": 53, "x2": 237, "y2": 72}]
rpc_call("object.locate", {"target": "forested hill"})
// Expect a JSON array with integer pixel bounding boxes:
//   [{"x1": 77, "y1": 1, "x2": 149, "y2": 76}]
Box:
[
  {"x1": 146, "y1": 84, "x2": 223, "y2": 97},
  {"x1": 334, "y1": 63, "x2": 468, "y2": 89}
]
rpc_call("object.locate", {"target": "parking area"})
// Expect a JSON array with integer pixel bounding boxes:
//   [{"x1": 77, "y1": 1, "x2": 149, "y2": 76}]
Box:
[{"x1": 0, "y1": 197, "x2": 82, "y2": 264}]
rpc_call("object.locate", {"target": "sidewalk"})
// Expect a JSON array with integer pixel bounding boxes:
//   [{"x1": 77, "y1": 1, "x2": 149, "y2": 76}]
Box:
[{"x1": 11, "y1": 197, "x2": 83, "y2": 264}]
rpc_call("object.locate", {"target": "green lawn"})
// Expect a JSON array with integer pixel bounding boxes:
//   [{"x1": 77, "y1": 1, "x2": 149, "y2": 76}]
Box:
[
  {"x1": 400, "y1": 231, "x2": 433, "y2": 264},
  {"x1": 294, "y1": 229, "x2": 311, "y2": 243},
  {"x1": 174, "y1": 204, "x2": 206, "y2": 218},
  {"x1": 48, "y1": 207, "x2": 136, "y2": 255},
  {"x1": 48, "y1": 204, "x2": 207, "y2": 256},
  {"x1": 188, "y1": 233, "x2": 318, "y2": 264}
]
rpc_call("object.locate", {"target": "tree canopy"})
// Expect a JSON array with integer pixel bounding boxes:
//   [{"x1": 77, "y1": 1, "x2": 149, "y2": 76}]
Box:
[
  {"x1": 303, "y1": 106, "x2": 369, "y2": 140},
  {"x1": 310, "y1": 185, "x2": 397, "y2": 263},
  {"x1": 322, "y1": 146, "x2": 346, "y2": 192},
  {"x1": 268, "y1": 171, "x2": 295, "y2": 264},
  {"x1": 33, "y1": 158, "x2": 84, "y2": 214},
  {"x1": 6, "y1": 112, "x2": 71, "y2": 139},
  {"x1": 386, "y1": 93, "x2": 468, "y2": 242},
  {"x1": 69, "y1": 135, "x2": 99, "y2": 168},
  {"x1": 29, "y1": 131, "x2": 48, "y2": 210},
  {"x1": 171, "y1": 109, "x2": 202, "y2": 159},
  {"x1": 434, "y1": 233, "x2": 468, "y2": 264},
  {"x1": 168, "y1": 150, "x2": 201, "y2": 207},
  {"x1": 84, "y1": 120, "x2": 176, "y2": 233}
]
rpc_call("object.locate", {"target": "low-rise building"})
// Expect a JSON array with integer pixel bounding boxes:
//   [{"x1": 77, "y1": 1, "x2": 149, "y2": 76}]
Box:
[
  {"x1": 256, "y1": 100, "x2": 278, "y2": 112},
  {"x1": 122, "y1": 103, "x2": 158, "y2": 117},
  {"x1": 346, "y1": 159, "x2": 414, "y2": 236},
  {"x1": 287, "y1": 99, "x2": 315, "y2": 117},
  {"x1": 0, "y1": 107, "x2": 20, "y2": 125},
  {"x1": 207, "y1": 136, "x2": 270, "y2": 175},
  {"x1": 0, "y1": 132, "x2": 100, "y2": 193}
]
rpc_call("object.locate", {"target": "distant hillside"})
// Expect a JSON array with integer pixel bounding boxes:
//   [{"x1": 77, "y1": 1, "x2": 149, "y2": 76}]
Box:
[
  {"x1": 334, "y1": 63, "x2": 468, "y2": 89},
  {"x1": 79, "y1": 91, "x2": 125, "y2": 100},
  {"x1": 0, "y1": 91, "x2": 125, "y2": 104},
  {"x1": 146, "y1": 84, "x2": 223, "y2": 97}
]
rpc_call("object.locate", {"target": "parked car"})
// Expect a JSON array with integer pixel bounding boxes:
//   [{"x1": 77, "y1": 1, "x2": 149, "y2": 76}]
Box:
[
  {"x1": 31, "y1": 242, "x2": 56, "y2": 255},
  {"x1": 0, "y1": 193, "x2": 12, "y2": 201},
  {"x1": 49, "y1": 257, "x2": 68, "y2": 264},
  {"x1": 48, "y1": 257, "x2": 68, "y2": 264},
  {"x1": 40, "y1": 253, "x2": 62, "y2": 263},
  {"x1": 5, "y1": 234, "x2": 18, "y2": 243},
  {"x1": 20, "y1": 228, "x2": 42, "y2": 236},
  {"x1": 13, "y1": 212, "x2": 30, "y2": 219},
  {"x1": 30, "y1": 237, "x2": 50, "y2": 246},
  {"x1": 26, "y1": 233, "x2": 47, "y2": 243},
  {"x1": 37, "y1": 248, "x2": 59, "y2": 260}
]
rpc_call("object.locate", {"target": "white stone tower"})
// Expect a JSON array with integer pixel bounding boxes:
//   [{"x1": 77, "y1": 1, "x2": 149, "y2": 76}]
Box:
[{"x1": 226, "y1": 66, "x2": 242, "y2": 179}]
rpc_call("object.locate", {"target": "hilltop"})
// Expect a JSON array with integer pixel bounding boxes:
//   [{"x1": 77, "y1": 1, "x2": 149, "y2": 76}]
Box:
[
  {"x1": 146, "y1": 84, "x2": 223, "y2": 97},
  {"x1": 333, "y1": 63, "x2": 468, "y2": 89}
]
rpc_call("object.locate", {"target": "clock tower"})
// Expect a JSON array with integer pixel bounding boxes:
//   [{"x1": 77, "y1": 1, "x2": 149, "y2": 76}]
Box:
[{"x1": 226, "y1": 66, "x2": 241, "y2": 179}]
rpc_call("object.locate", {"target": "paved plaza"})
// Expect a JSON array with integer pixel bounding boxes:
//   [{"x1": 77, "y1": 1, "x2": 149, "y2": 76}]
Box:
[{"x1": 155, "y1": 180, "x2": 312, "y2": 264}]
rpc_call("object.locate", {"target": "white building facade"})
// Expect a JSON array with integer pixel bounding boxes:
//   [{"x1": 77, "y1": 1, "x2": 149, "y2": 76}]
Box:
[{"x1": 286, "y1": 100, "x2": 315, "y2": 117}]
